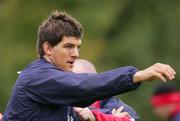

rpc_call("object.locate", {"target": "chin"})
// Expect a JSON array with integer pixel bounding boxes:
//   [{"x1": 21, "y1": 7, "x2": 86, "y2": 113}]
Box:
[{"x1": 65, "y1": 68, "x2": 73, "y2": 72}]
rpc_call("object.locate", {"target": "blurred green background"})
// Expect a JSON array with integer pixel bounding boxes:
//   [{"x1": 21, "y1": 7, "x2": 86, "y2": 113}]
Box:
[{"x1": 0, "y1": 0, "x2": 180, "y2": 120}]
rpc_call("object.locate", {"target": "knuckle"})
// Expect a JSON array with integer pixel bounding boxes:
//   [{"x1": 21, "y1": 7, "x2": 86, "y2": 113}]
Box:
[
  {"x1": 155, "y1": 62, "x2": 161, "y2": 65},
  {"x1": 166, "y1": 65, "x2": 171, "y2": 68},
  {"x1": 159, "y1": 68, "x2": 164, "y2": 73}
]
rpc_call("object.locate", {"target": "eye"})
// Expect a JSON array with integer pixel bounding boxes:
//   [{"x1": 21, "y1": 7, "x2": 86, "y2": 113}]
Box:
[
  {"x1": 64, "y1": 44, "x2": 74, "y2": 49},
  {"x1": 77, "y1": 45, "x2": 81, "y2": 50}
]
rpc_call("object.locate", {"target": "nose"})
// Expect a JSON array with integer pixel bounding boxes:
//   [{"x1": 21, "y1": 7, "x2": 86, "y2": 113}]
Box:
[{"x1": 71, "y1": 48, "x2": 79, "y2": 58}]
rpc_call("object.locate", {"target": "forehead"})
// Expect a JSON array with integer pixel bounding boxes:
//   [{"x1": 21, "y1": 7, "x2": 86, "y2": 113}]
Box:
[{"x1": 60, "y1": 36, "x2": 82, "y2": 45}]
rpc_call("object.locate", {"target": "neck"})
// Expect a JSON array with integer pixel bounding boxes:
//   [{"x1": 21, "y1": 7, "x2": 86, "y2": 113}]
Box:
[{"x1": 43, "y1": 55, "x2": 53, "y2": 64}]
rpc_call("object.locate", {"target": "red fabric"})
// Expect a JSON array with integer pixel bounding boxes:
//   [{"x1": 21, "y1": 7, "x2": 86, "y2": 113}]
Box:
[
  {"x1": 91, "y1": 101, "x2": 101, "y2": 108},
  {"x1": 92, "y1": 110, "x2": 131, "y2": 121},
  {"x1": 150, "y1": 92, "x2": 180, "y2": 107}
]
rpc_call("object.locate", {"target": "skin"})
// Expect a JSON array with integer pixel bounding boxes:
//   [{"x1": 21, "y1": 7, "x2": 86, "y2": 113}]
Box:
[
  {"x1": 42, "y1": 35, "x2": 176, "y2": 120},
  {"x1": 133, "y1": 63, "x2": 176, "y2": 83},
  {"x1": 43, "y1": 36, "x2": 81, "y2": 72},
  {"x1": 74, "y1": 106, "x2": 131, "y2": 121},
  {"x1": 72, "y1": 59, "x2": 97, "y2": 74},
  {"x1": 72, "y1": 61, "x2": 177, "y2": 121},
  {"x1": 74, "y1": 107, "x2": 96, "y2": 121},
  {"x1": 72, "y1": 60, "x2": 97, "y2": 121},
  {"x1": 112, "y1": 106, "x2": 131, "y2": 118},
  {"x1": 72, "y1": 59, "x2": 132, "y2": 121},
  {"x1": 42, "y1": 36, "x2": 176, "y2": 82},
  {"x1": 0, "y1": 113, "x2": 2, "y2": 120},
  {"x1": 153, "y1": 104, "x2": 175, "y2": 120}
]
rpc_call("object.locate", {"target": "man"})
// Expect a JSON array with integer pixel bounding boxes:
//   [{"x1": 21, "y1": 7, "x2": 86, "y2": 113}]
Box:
[
  {"x1": 3, "y1": 10, "x2": 175, "y2": 121},
  {"x1": 73, "y1": 59, "x2": 140, "y2": 121},
  {"x1": 150, "y1": 83, "x2": 180, "y2": 121}
]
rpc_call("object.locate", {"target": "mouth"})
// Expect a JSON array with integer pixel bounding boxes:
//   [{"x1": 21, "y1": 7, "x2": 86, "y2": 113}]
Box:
[{"x1": 67, "y1": 61, "x2": 75, "y2": 66}]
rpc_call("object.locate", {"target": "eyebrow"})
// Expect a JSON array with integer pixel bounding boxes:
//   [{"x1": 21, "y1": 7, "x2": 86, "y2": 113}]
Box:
[
  {"x1": 64, "y1": 43, "x2": 74, "y2": 46},
  {"x1": 64, "y1": 43, "x2": 81, "y2": 47}
]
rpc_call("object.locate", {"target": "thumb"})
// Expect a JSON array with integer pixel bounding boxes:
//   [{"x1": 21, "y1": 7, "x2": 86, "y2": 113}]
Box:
[{"x1": 73, "y1": 107, "x2": 83, "y2": 113}]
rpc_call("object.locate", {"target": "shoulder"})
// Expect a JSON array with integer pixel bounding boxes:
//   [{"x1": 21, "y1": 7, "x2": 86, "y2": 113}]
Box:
[{"x1": 17, "y1": 58, "x2": 62, "y2": 85}]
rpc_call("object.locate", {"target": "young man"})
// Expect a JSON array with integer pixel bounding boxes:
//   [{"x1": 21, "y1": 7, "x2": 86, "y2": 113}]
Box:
[
  {"x1": 73, "y1": 59, "x2": 140, "y2": 121},
  {"x1": 3, "y1": 10, "x2": 175, "y2": 121},
  {"x1": 150, "y1": 84, "x2": 180, "y2": 121}
]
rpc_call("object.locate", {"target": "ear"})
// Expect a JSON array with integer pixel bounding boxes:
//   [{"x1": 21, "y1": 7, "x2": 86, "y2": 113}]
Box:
[{"x1": 43, "y1": 42, "x2": 53, "y2": 55}]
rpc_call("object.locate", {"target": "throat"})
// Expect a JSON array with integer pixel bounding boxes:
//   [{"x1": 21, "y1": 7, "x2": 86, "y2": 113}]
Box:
[{"x1": 43, "y1": 56, "x2": 53, "y2": 64}]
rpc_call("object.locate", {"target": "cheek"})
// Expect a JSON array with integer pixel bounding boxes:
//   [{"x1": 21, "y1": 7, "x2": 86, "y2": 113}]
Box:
[
  {"x1": 55, "y1": 50, "x2": 65, "y2": 58},
  {"x1": 53, "y1": 48, "x2": 70, "y2": 62},
  {"x1": 58, "y1": 52, "x2": 69, "y2": 63},
  {"x1": 61, "y1": 52, "x2": 69, "y2": 60}
]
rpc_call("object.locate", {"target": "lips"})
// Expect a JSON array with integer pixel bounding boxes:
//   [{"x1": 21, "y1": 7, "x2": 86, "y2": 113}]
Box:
[{"x1": 67, "y1": 61, "x2": 75, "y2": 66}]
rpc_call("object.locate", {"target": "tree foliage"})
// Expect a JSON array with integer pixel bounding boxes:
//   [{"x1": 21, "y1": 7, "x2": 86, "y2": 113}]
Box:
[{"x1": 0, "y1": 0, "x2": 180, "y2": 120}]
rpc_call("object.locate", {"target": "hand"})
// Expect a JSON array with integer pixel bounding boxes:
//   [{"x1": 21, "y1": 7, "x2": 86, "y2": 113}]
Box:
[
  {"x1": 112, "y1": 106, "x2": 131, "y2": 119},
  {"x1": 133, "y1": 63, "x2": 176, "y2": 83},
  {"x1": 74, "y1": 107, "x2": 95, "y2": 121}
]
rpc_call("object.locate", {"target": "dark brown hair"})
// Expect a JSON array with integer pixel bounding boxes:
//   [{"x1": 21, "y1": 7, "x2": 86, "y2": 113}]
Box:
[{"x1": 37, "y1": 10, "x2": 83, "y2": 57}]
